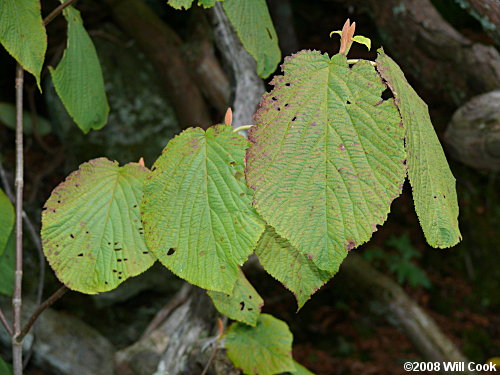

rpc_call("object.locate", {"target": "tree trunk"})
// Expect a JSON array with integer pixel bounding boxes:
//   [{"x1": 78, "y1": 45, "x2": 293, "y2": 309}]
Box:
[
  {"x1": 445, "y1": 90, "x2": 500, "y2": 171},
  {"x1": 209, "y1": 4, "x2": 265, "y2": 127},
  {"x1": 458, "y1": 0, "x2": 500, "y2": 45},
  {"x1": 332, "y1": 0, "x2": 500, "y2": 106}
]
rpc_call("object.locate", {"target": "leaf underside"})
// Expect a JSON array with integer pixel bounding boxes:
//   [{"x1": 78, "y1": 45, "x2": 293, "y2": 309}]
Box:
[
  {"x1": 222, "y1": 0, "x2": 281, "y2": 79},
  {"x1": 247, "y1": 50, "x2": 406, "y2": 273},
  {"x1": 224, "y1": 314, "x2": 295, "y2": 375},
  {"x1": 375, "y1": 50, "x2": 461, "y2": 248},
  {"x1": 0, "y1": 0, "x2": 46, "y2": 87},
  {"x1": 142, "y1": 125, "x2": 264, "y2": 294},
  {"x1": 41, "y1": 158, "x2": 155, "y2": 294},
  {"x1": 255, "y1": 226, "x2": 332, "y2": 310},
  {"x1": 50, "y1": 6, "x2": 109, "y2": 133},
  {"x1": 208, "y1": 269, "x2": 263, "y2": 326}
]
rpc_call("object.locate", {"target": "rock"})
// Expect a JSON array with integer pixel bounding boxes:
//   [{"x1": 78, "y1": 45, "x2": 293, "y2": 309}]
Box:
[
  {"x1": 0, "y1": 298, "x2": 115, "y2": 375},
  {"x1": 445, "y1": 90, "x2": 500, "y2": 171},
  {"x1": 44, "y1": 24, "x2": 181, "y2": 169}
]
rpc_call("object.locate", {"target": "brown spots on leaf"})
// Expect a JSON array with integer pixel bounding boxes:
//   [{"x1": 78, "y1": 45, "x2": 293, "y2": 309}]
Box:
[
  {"x1": 339, "y1": 143, "x2": 346, "y2": 151},
  {"x1": 346, "y1": 240, "x2": 356, "y2": 251},
  {"x1": 220, "y1": 266, "x2": 226, "y2": 270},
  {"x1": 307, "y1": 253, "x2": 314, "y2": 260},
  {"x1": 199, "y1": 251, "x2": 206, "y2": 257}
]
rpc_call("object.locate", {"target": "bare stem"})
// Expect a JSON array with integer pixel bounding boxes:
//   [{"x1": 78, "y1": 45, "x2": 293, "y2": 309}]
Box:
[
  {"x1": 12, "y1": 64, "x2": 24, "y2": 375},
  {"x1": 16, "y1": 286, "x2": 68, "y2": 343},
  {"x1": 0, "y1": 309, "x2": 13, "y2": 336},
  {"x1": 43, "y1": 0, "x2": 77, "y2": 26}
]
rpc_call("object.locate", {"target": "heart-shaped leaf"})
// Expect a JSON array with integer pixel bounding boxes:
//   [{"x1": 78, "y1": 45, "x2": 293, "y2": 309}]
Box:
[
  {"x1": 142, "y1": 125, "x2": 264, "y2": 293},
  {"x1": 246, "y1": 51, "x2": 406, "y2": 273},
  {"x1": 41, "y1": 158, "x2": 155, "y2": 294}
]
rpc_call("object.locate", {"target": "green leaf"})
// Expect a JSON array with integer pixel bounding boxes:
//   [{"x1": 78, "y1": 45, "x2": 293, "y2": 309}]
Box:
[
  {"x1": 352, "y1": 35, "x2": 371, "y2": 51},
  {"x1": 224, "y1": 314, "x2": 295, "y2": 375},
  {"x1": 167, "y1": 0, "x2": 194, "y2": 9},
  {"x1": 0, "y1": 188, "x2": 15, "y2": 256},
  {"x1": 166, "y1": 0, "x2": 219, "y2": 9},
  {"x1": 0, "y1": 231, "x2": 15, "y2": 296},
  {"x1": 0, "y1": 0, "x2": 47, "y2": 88},
  {"x1": 41, "y1": 158, "x2": 155, "y2": 294},
  {"x1": 142, "y1": 125, "x2": 264, "y2": 293},
  {"x1": 292, "y1": 361, "x2": 316, "y2": 375},
  {"x1": 375, "y1": 50, "x2": 461, "y2": 248},
  {"x1": 222, "y1": 0, "x2": 281, "y2": 78},
  {"x1": 255, "y1": 226, "x2": 332, "y2": 309},
  {"x1": 0, "y1": 102, "x2": 52, "y2": 136},
  {"x1": 329, "y1": 32, "x2": 371, "y2": 51},
  {"x1": 247, "y1": 51, "x2": 406, "y2": 273},
  {"x1": 49, "y1": 6, "x2": 109, "y2": 133},
  {"x1": 208, "y1": 269, "x2": 263, "y2": 326}
]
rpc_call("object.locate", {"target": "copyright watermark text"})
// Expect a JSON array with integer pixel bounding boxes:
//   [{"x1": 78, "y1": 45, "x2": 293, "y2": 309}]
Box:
[{"x1": 403, "y1": 361, "x2": 497, "y2": 372}]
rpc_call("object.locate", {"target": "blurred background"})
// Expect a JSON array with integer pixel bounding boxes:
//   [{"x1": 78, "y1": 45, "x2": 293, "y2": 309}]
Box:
[{"x1": 0, "y1": 0, "x2": 498, "y2": 374}]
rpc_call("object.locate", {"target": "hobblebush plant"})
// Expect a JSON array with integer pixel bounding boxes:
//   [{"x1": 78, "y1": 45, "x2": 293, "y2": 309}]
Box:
[{"x1": 0, "y1": 9, "x2": 461, "y2": 374}]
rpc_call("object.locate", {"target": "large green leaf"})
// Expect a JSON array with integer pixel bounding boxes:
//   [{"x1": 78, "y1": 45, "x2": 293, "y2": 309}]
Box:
[
  {"x1": 49, "y1": 6, "x2": 109, "y2": 133},
  {"x1": 0, "y1": 102, "x2": 52, "y2": 136},
  {"x1": 0, "y1": 231, "x2": 15, "y2": 296},
  {"x1": 0, "y1": 0, "x2": 46, "y2": 87},
  {"x1": 255, "y1": 226, "x2": 332, "y2": 309},
  {"x1": 224, "y1": 314, "x2": 295, "y2": 375},
  {"x1": 222, "y1": 0, "x2": 281, "y2": 79},
  {"x1": 0, "y1": 188, "x2": 14, "y2": 256},
  {"x1": 247, "y1": 51, "x2": 406, "y2": 273},
  {"x1": 376, "y1": 50, "x2": 461, "y2": 248},
  {"x1": 41, "y1": 158, "x2": 155, "y2": 294},
  {"x1": 208, "y1": 269, "x2": 263, "y2": 326},
  {"x1": 142, "y1": 125, "x2": 264, "y2": 293}
]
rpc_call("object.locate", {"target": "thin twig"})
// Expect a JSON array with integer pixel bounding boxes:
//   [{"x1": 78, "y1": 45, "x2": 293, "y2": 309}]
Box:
[
  {"x1": 12, "y1": 63, "x2": 24, "y2": 375},
  {"x1": 0, "y1": 309, "x2": 13, "y2": 336},
  {"x1": 43, "y1": 0, "x2": 77, "y2": 26},
  {"x1": 0, "y1": 162, "x2": 46, "y2": 307},
  {"x1": 17, "y1": 286, "x2": 68, "y2": 343}
]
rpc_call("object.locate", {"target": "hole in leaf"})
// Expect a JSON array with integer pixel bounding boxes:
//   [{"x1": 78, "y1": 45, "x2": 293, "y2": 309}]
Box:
[
  {"x1": 70, "y1": 234, "x2": 75, "y2": 239},
  {"x1": 381, "y1": 87, "x2": 393, "y2": 100},
  {"x1": 346, "y1": 100, "x2": 351, "y2": 105},
  {"x1": 292, "y1": 116, "x2": 297, "y2": 122},
  {"x1": 277, "y1": 107, "x2": 281, "y2": 111},
  {"x1": 167, "y1": 248, "x2": 176, "y2": 256},
  {"x1": 248, "y1": 308, "x2": 253, "y2": 311},
  {"x1": 78, "y1": 253, "x2": 83, "y2": 257},
  {"x1": 142, "y1": 251, "x2": 149, "y2": 254},
  {"x1": 272, "y1": 96, "x2": 277, "y2": 101},
  {"x1": 240, "y1": 301, "x2": 245, "y2": 310},
  {"x1": 285, "y1": 82, "x2": 291, "y2": 87},
  {"x1": 284, "y1": 103, "x2": 289, "y2": 107}
]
